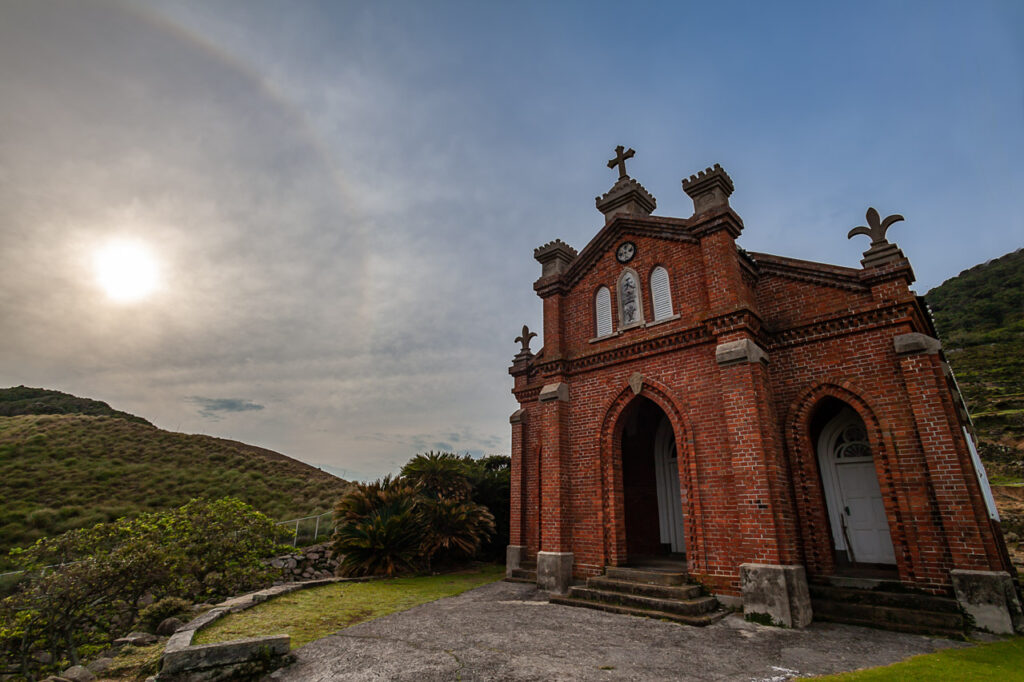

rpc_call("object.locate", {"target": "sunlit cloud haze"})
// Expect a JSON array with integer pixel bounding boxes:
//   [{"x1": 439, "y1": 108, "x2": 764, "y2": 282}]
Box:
[{"x1": 1, "y1": 0, "x2": 1021, "y2": 480}]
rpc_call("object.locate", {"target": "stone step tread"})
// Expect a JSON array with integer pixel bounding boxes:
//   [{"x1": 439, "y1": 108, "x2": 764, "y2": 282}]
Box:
[
  {"x1": 813, "y1": 612, "x2": 966, "y2": 639},
  {"x1": 585, "y1": 577, "x2": 703, "y2": 601},
  {"x1": 504, "y1": 576, "x2": 536, "y2": 585},
  {"x1": 509, "y1": 568, "x2": 537, "y2": 580},
  {"x1": 808, "y1": 584, "x2": 960, "y2": 613},
  {"x1": 604, "y1": 567, "x2": 688, "y2": 586},
  {"x1": 812, "y1": 599, "x2": 965, "y2": 629},
  {"x1": 550, "y1": 596, "x2": 726, "y2": 627},
  {"x1": 568, "y1": 587, "x2": 718, "y2": 616}
]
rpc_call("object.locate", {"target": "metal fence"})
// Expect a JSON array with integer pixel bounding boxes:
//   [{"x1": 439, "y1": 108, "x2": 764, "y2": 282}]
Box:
[{"x1": 275, "y1": 511, "x2": 335, "y2": 547}]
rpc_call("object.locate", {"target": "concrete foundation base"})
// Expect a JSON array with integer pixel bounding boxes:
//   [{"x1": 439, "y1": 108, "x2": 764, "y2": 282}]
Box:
[
  {"x1": 537, "y1": 551, "x2": 573, "y2": 594},
  {"x1": 506, "y1": 545, "x2": 525, "y2": 578},
  {"x1": 740, "y1": 563, "x2": 812, "y2": 628},
  {"x1": 950, "y1": 569, "x2": 1023, "y2": 634}
]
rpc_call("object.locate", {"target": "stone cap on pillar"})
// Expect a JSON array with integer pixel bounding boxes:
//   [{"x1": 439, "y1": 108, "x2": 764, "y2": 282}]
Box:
[
  {"x1": 595, "y1": 145, "x2": 657, "y2": 224},
  {"x1": 595, "y1": 177, "x2": 657, "y2": 223},
  {"x1": 682, "y1": 164, "x2": 734, "y2": 216},
  {"x1": 534, "y1": 239, "x2": 578, "y2": 278}
]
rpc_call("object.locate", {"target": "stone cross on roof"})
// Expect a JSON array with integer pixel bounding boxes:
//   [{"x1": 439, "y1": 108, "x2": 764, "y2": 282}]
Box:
[{"x1": 607, "y1": 145, "x2": 636, "y2": 180}]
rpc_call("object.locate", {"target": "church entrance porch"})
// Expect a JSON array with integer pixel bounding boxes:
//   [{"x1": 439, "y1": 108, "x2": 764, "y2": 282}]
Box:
[{"x1": 619, "y1": 397, "x2": 687, "y2": 563}]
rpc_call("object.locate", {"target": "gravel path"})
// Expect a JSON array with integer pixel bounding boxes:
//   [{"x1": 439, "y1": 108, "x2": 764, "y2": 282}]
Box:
[{"x1": 268, "y1": 580, "x2": 967, "y2": 681}]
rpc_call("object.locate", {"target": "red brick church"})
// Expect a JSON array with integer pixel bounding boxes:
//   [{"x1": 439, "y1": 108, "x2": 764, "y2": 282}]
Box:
[{"x1": 506, "y1": 148, "x2": 1020, "y2": 632}]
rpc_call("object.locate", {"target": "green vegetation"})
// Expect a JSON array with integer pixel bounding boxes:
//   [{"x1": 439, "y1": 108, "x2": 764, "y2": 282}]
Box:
[
  {"x1": 924, "y1": 248, "x2": 1024, "y2": 484},
  {"x1": 0, "y1": 386, "x2": 151, "y2": 425},
  {"x1": 812, "y1": 636, "x2": 1024, "y2": 681},
  {"x1": 0, "y1": 498, "x2": 283, "y2": 679},
  {"x1": 195, "y1": 564, "x2": 504, "y2": 649},
  {"x1": 0, "y1": 411, "x2": 350, "y2": 570},
  {"x1": 332, "y1": 452, "x2": 507, "y2": 577}
]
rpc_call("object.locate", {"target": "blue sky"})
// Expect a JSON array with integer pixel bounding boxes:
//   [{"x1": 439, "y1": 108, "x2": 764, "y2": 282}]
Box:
[{"x1": 1, "y1": 0, "x2": 1021, "y2": 481}]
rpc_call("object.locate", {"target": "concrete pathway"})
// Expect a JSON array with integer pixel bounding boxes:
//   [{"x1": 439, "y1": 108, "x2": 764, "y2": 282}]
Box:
[{"x1": 269, "y1": 581, "x2": 968, "y2": 681}]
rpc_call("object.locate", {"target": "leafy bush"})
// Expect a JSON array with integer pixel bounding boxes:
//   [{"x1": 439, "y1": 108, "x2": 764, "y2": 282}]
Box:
[
  {"x1": 333, "y1": 452, "x2": 502, "y2": 576},
  {"x1": 0, "y1": 497, "x2": 283, "y2": 678},
  {"x1": 138, "y1": 597, "x2": 192, "y2": 633},
  {"x1": 335, "y1": 497, "x2": 422, "y2": 577}
]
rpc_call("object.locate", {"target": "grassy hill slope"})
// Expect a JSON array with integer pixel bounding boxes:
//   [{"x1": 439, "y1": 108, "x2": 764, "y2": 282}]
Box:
[
  {"x1": 0, "y1": 386, "x2": 152, "y2": 425},
  {"x1": 924, "y1": 248, "x2": 1024, "y2": 483},
  {"x1": 0, "y1": 412, "x2": 350, "y2": 570}
]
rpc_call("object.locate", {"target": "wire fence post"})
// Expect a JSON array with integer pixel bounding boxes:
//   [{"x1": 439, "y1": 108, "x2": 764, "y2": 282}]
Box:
[
  {"x1": 313, "y1": 515, "x2": 320, "y2": 543},
  {"x1": 292, "y1": 520, "x2": 299, "y2": 547}
]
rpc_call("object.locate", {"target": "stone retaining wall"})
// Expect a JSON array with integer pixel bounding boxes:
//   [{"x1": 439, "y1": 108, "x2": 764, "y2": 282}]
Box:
[
  {"x1": 154, "y1": 578, "x2": 365, "y2": 681},
  {"x1": 268, "y1": 543, "x2": 339, "y2": 581}
]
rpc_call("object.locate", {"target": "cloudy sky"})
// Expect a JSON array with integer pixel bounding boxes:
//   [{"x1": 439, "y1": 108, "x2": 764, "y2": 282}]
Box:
[{"x1": 1, "y1": 0, "x2": 1021, "y2": 481}]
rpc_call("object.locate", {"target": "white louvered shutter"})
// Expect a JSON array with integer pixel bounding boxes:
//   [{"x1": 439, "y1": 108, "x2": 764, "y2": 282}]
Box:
[
  {"x1": 595, "y1": 287, "x2": 612, "y2": 337},
  {"x1": 650, "y1": 266, "x2": 673, "y2": 320}
]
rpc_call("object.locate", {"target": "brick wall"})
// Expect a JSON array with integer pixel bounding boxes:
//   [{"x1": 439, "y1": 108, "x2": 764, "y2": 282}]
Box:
[{"x1": 509, "y1": 208, "x2": 1008, "y2": 596}]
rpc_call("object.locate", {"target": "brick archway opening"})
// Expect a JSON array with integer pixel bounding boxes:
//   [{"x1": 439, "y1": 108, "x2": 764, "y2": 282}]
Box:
[{"x1": 619, "y1": 395, "x2": 684, "y2": 562}]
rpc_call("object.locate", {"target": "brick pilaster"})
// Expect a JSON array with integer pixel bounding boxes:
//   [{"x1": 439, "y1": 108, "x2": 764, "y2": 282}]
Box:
[
  {"x1": 717, "y1": 338, "x2": 799, "y2": 566},
  {"x1": 896, "y1": 337, "x2": 1001, "y2": 571},
  {"x1": 539, "y1": 383, "x2": 571, "y2": 553}
]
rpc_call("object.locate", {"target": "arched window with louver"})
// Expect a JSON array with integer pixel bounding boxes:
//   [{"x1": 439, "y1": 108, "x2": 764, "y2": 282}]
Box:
[
  {"x1": 650, "y1": 266, "x2": 673, "y2": 321},
  {"x1": 595, "y1": 286, "x2": 613, "y2": 337}
]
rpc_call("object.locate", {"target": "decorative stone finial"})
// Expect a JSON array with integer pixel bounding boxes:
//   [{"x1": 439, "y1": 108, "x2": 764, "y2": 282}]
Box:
[
  {"x1": 514, "y1": 325, "x2": 537, "y2": 358},
  {"x1": 847, "y1": 207, "x2": 906, "y2": 268},
  {"x1": 681, "y1": 164, "x2": 734, "y2": 215},
  {"x1": 534, "y1": 239, "x2": 578, "y2": 277},
  {"x1": 607, "y1": 145, "x2": 636, "y2": 180}
]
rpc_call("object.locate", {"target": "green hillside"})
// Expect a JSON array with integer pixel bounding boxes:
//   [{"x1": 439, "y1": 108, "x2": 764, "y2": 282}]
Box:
[
  {"x1": 924, "y1": 248, "x2": 1024, "y2": 482},
  {"x1": 0, "y1": 412, "x2": 350, "y2": 570},
  {"x1": 0, "y1": 386, "x2": 152, "y2": 425}
]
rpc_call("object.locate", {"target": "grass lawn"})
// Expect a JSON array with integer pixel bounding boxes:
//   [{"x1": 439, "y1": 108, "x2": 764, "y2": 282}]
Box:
[
  {"x1": 812, "y1": 637, "x2": 1024, "y2": 681},
  {"x1": 194, "y1": 563, "x2": 505, "y2": 650}
]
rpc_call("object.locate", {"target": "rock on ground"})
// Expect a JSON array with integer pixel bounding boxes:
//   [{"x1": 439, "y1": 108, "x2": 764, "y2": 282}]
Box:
[{"x1": 60, "y1": 665, "x2": 96, "y2": 682}]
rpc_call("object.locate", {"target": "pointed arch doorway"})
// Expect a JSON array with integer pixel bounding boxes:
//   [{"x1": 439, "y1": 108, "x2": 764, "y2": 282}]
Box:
[{"x1": 620, "y1": 397, "x2": 687, "y2": 560}]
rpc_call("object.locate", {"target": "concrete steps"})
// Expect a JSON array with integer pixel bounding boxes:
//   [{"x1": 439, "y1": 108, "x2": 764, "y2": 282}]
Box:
[
  {"x1": 809, "y1": 582, "x2": 966, "y2": 639},
  {"x1": 549, "y1": 566, "x2": 725, "y2": 627},
  {"x1": 505, "y1": 560, "x2": 536, "y2": 584}
]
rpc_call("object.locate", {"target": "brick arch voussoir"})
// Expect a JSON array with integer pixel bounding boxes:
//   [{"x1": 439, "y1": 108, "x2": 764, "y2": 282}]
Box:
[{"x1": 784, "y1": 379, "x2": 913, "y2": 580}]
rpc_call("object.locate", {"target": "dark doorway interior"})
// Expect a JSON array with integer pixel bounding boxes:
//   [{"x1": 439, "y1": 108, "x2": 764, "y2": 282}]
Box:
[{"x1": 622, "y1": 397, "x2": 669, "y2": 559}]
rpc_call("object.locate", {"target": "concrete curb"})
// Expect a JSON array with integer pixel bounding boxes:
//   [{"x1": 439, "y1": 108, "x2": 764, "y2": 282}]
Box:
[{"x1": 154, "y1": 577, "x2": 376, "y2": 681}]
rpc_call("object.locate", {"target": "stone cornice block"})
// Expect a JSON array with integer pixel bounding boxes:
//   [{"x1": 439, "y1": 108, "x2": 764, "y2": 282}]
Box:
[
  {"x1": 538, "y1": 382, "x2": 569, "y2": 403},
  {"x1": 509, "y1": 408, "x2": 526, "y2": 424},
  {"x1": 893, "y1": 332, "x2": 941, "y2": 355},
  {"x1": 715, "y1": 338, "x2": 768, "y2": 366}
]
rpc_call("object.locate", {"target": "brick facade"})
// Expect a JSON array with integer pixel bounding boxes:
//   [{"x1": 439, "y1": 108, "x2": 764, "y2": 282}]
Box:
[{"x1": 509, "y1": 162, "x2": 1010, "y2": 597}]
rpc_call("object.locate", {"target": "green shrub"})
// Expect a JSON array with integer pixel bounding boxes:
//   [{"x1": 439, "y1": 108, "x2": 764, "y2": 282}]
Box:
[
  {"x1": 334, "y1": 497, "x2": 422, "y2": 577},
  {"x1": 138, "y1": 597, "x2": 192, "y2": 633}
]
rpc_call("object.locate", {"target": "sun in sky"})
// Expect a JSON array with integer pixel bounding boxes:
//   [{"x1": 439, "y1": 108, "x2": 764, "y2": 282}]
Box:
[{"x1": 93, "y1": 239, "x2": 160, "y2": 303}]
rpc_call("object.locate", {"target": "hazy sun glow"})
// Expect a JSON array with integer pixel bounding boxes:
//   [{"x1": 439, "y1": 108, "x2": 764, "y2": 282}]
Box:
[{"x1": 93, "y1": 239, "x2": 160, "y2": 302}]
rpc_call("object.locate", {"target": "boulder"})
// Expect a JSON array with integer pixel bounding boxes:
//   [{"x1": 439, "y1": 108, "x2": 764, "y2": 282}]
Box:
[
  {"x1": 86, "y1": 658, "x2": 114, "y2": 674},
  {"x1": 61, "y1": 665, "x2": 96, "y2": 682},
  {"x1": 113, "y1": 631, "x2": 158, "y2": 647},
  {"x1": 156, "y1": 616, "x2": 185, "y2": 636}
]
